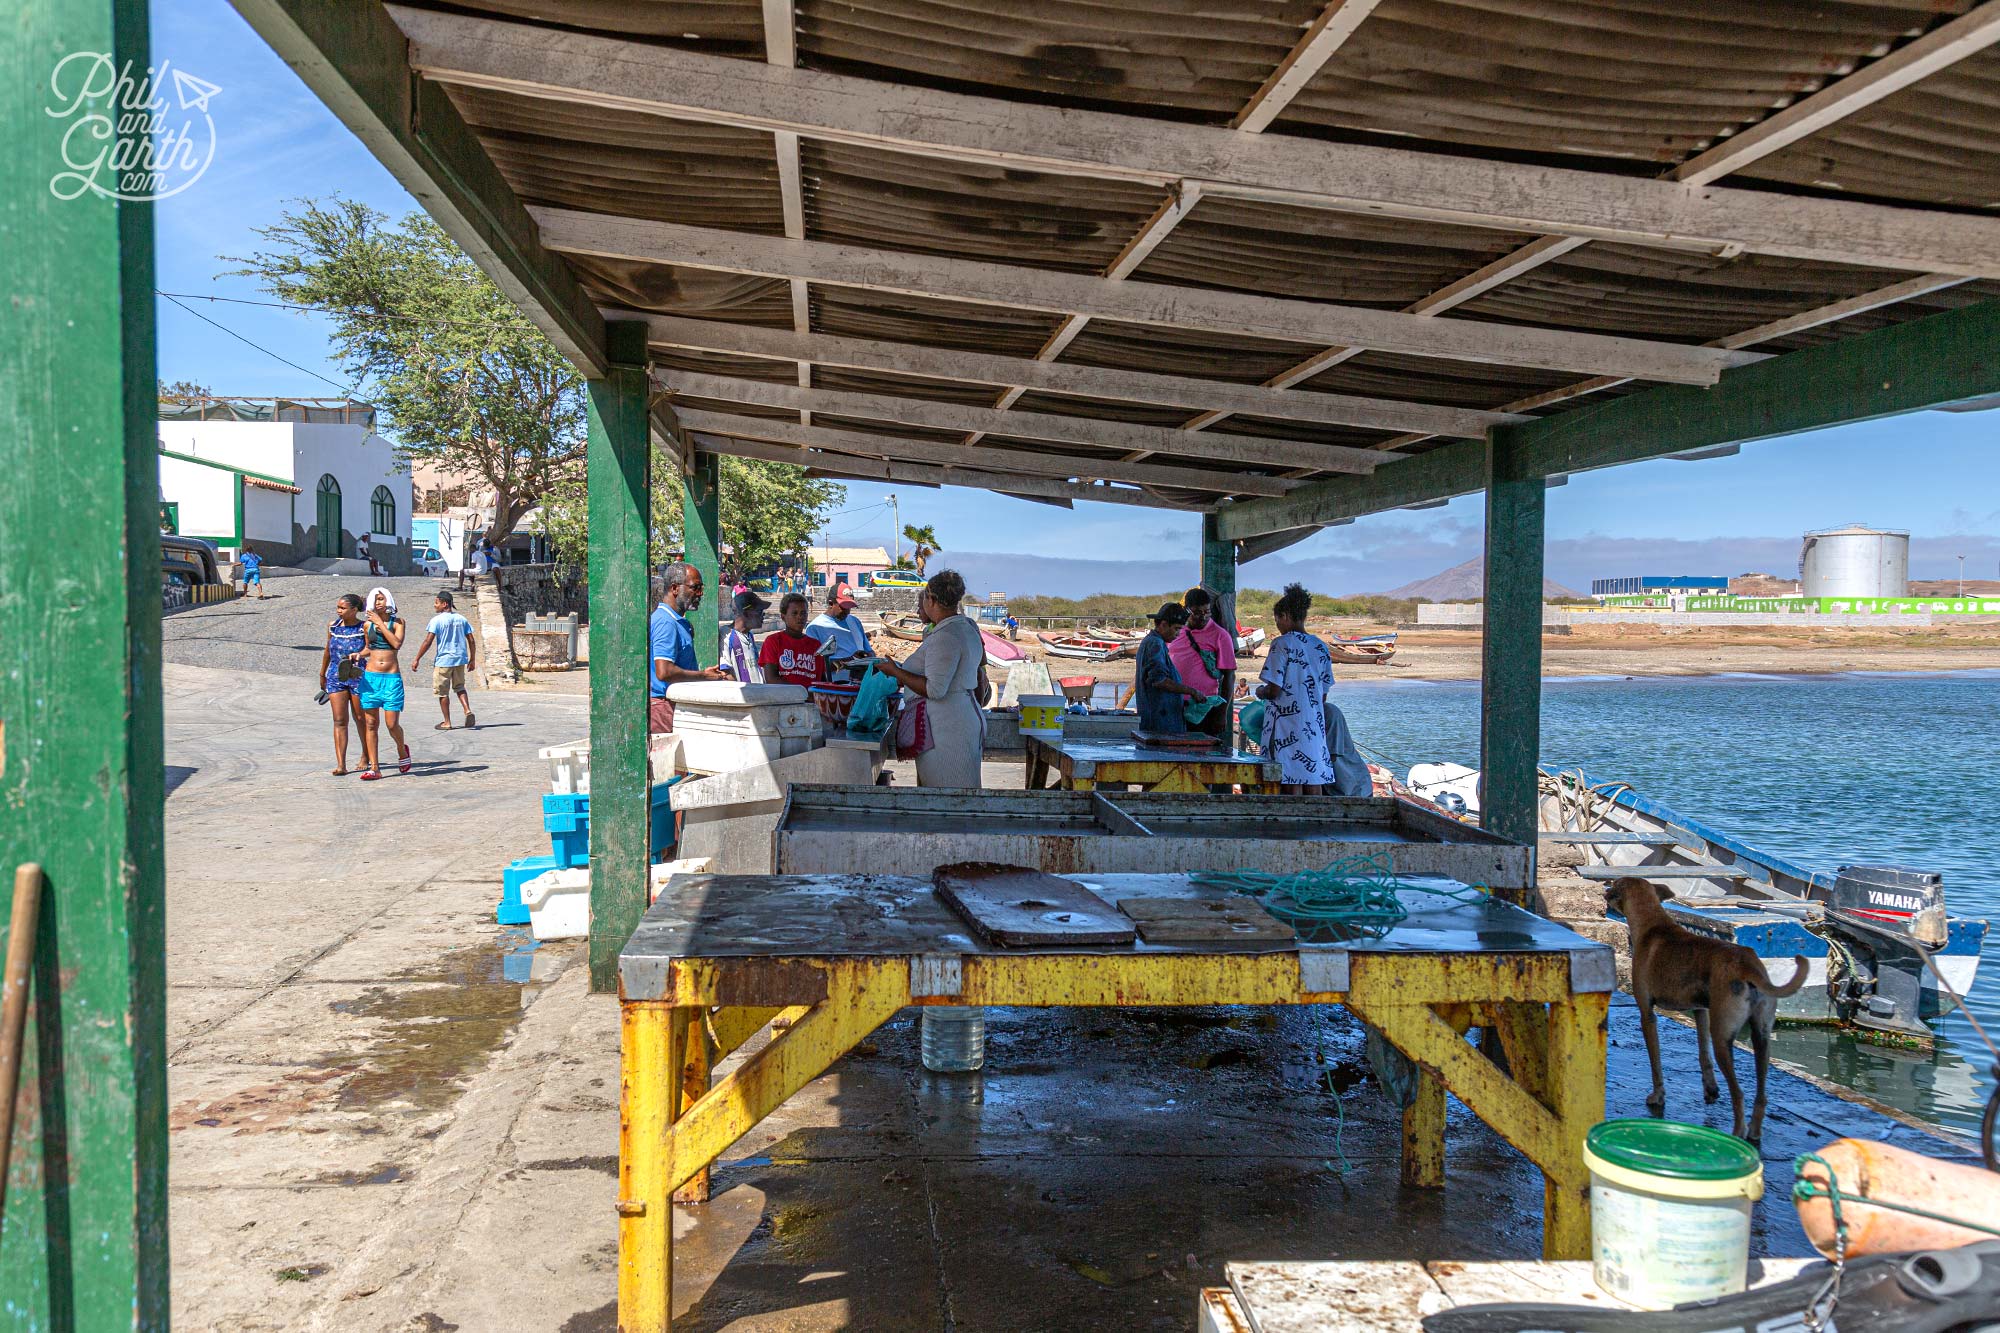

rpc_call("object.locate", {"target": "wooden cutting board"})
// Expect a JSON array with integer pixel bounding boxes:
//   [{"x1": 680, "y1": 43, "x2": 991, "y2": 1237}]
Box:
[
  {"x1": 1116, "y1": 895, "x2": 1295, "y2": 944},
  {"x1": 932, "y1": 863, "x2": 1135, "y2": 947}
]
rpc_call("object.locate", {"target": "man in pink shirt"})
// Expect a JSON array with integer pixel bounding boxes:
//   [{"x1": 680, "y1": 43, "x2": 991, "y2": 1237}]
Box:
[{"x1": 1168, "y1": 586, "x2": 1237, "y2": 739}]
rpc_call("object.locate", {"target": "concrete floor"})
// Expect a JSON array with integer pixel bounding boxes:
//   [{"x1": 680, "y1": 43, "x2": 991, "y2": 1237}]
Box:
[{"x1": 161, "y1": 657, "x2": 1979, "y2": 1332}]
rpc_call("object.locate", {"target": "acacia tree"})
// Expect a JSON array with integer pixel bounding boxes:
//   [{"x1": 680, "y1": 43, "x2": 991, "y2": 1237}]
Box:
[
  {"x1": 537, "y1": 452, "x2": 844, "y2": 575},
  {"x1": 229, "y1": 198, "x2": 582, "y2": 539}
]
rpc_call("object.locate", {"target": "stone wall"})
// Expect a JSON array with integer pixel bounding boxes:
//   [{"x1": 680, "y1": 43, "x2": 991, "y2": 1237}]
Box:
[{"x1": 496, "y1": 563, "x2": 589, "y2": 622}]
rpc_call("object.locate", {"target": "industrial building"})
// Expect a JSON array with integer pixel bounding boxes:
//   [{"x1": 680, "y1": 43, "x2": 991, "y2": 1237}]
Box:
[{"x1": 1589, "y1": 575, "x2": 1729, "y2": 599}]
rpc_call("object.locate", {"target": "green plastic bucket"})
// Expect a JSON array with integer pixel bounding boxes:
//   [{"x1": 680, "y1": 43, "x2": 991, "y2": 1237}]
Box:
[{"x1": 1583, "y1": 1119, "x2": 1764, "y2": 1309}]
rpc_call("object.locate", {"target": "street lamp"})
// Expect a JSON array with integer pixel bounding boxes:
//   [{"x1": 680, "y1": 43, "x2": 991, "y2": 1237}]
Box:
[{"x1": 1959, "y1": 554, "x2": 1966, "y2": 597}]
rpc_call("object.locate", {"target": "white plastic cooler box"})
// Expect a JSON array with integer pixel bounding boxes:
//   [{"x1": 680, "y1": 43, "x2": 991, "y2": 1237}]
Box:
[
  {"x1": 538, "y1": 733, "x2": 681, "y2": 795},
  {"x1": 665, "y1": 681, "x2": 821, "y2": 774}
]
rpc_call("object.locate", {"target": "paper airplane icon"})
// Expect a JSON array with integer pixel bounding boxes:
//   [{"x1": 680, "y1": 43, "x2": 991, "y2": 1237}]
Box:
[{"x1": 172, "y1": 69, "x2": 221, "y2": 114}]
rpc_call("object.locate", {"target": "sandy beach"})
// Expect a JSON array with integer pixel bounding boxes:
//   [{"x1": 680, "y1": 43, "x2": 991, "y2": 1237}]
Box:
[{"x1": 979, "y1": 619, "x2": 2000, "y2": 688}]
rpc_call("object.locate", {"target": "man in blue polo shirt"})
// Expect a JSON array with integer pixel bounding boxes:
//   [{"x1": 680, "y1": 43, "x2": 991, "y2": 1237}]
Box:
[{"x1": 650, "y1": 562, "x2": 731, "y2": 733}]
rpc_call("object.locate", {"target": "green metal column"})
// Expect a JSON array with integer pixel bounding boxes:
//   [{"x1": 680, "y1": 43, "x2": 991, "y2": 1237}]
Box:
[
  {"x1": 1200, "y1": 513, "x2": 1238, "y2": 746},
  {"x1": 1479, "y1": 426, "x2": 1546, "y2": 857},
  {"x1": 586, "y1": 322, "x2": 650, "y2": 993},
  {"x1": 1, "y1": 0, "x2": 169, "y2": 1322},
  {"x1": 683, "y1": 450, "x2": 723, "y2": 669}
]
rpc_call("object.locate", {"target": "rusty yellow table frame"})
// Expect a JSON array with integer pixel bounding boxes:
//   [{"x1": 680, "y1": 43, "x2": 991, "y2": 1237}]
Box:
[
  {"x1": 616, "y1": 874, "x2": 1610, "y2": 1330},
  {"x1": 1024, "y1": 733, "x2": 1280, "y2": 794}
]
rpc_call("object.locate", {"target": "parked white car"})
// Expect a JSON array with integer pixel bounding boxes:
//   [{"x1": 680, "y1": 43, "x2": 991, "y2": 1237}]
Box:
[{"x1": 413, "y1": 545, "x2": 448, "y2": 576}]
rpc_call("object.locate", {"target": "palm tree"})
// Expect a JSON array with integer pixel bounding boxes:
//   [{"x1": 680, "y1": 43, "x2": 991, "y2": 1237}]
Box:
[{"x1": 902, "y1": 523, "x2": 940, "y2": 575}]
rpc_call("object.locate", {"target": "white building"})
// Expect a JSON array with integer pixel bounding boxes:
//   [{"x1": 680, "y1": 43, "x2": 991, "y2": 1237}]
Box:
[{"x1": 157, "y1": 398, "x2": 413, "y2": 572}]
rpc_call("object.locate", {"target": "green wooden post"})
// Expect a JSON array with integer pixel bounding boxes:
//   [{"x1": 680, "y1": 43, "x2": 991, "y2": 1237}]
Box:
[
  {"x1": 586, "y1": 322, "x2": 650, "y2": 993},
  {"x1": 1200, "y1": 513, "x2": 1238, "y2": 747},
  {"x1": 1, "y1": 0, "x2": 169, "y2": 1322},
  {"x1": 683, "y1": 451, "x2": 723, "y2": 669},
  {"x1": 1479, "y1": 426, "x2": 1546, "y2": 860}
]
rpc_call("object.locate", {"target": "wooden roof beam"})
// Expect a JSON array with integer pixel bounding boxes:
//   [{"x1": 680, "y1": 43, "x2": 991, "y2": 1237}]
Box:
[
  {"x1": 670, "y1": 406, "x2": 1301, "y2": 496},
  {"x1": 538, "y1": 210, "x2": 1749, "y2": 384},
  {"x1": 1233, "y1": 0, "x2": 1385, "y2": 133},
  {"x1": 1216, "y1": 298, "x2": 2000, "y2": 540},
  {"x1": 664, "y1": 372, "x2": 1379, "y2": 472},
  {"x1": 687, "y1": 433, "x2": 1214, "y2": 509},
  {"x1": 394, "y1": 7, "x2": 2000, "y2": 279},
  {"x1": 634, "y1": 314, "x2": 1520, "y2": 437}
]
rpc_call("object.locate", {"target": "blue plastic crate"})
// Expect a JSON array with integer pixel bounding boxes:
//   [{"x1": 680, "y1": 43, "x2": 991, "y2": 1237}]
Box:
[
  {"x1": 499, "y1": 853, "x2": 563, "y2": 925},
  {"x1": 548, "y1": 826, "x2": 590, "y2": 868}
]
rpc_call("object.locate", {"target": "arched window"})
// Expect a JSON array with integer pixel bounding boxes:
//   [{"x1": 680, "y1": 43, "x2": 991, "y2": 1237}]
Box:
[{"x1": 370, "y1": 485, "x2": 395, "y2": 536}]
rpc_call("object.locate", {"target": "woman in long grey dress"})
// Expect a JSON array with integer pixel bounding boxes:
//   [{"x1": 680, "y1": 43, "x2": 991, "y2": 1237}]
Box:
[{"x1": 875, "y1": 569, "x2": 986, "y2": 787}]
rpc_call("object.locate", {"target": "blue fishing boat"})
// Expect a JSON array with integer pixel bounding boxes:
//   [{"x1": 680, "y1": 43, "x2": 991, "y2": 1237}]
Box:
[{"x1": 1537, "y1": 769, "x2": 1986, "y2": 1040}]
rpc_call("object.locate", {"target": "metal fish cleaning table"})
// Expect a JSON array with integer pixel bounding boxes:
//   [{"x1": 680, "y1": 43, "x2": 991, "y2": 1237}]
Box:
[
  {"x1": 1024, "y1": 733, "x2": 1281, "y2": 793},
  {"x1": 615, "y1": 870, "x2": 1614, "y2": 1328}
]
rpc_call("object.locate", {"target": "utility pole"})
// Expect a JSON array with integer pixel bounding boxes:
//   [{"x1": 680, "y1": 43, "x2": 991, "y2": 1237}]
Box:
[
  {"x1": 889, "y1": 492, "x2": 900, "y2": 565},
  {"x1": 1958, "y1": 554, "x2": 1966, "y2": 597}
]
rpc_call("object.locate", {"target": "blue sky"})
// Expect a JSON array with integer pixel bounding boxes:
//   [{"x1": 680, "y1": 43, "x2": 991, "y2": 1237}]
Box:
[{"x1": 152, "y1": 0, "x2": 1996, "y2": 596}]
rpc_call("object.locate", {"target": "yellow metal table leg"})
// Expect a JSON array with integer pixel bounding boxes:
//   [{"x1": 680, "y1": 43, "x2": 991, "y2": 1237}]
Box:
[
  {"x1": 1541, "y1": 992, "x2": 1608, "y2": 1260},
  {"x1": 1401, "y1": 1073, "x2": 1446, "y2": 1189},
  {"x1": 619, "y1": 1002, "x2": 689, "y2": 1332},
  {"x1": 674, "y1": 1020, "x2": 715, "y2": 1204}
]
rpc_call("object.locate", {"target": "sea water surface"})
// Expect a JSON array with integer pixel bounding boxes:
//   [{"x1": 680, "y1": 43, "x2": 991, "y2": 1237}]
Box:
[{"x1": 1333, "y1": 669, "x2": 2000, "y2": 1138}]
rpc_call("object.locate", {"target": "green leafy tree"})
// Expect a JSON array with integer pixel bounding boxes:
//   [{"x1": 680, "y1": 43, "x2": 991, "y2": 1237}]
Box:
[
  {"x1": 228, "y1": 198, "x2": 582, "y2": 539},
  {"x1": 535, "y1": 454, "x2": 843, "y2": 574},
  {"x1": 157, "y1": 378, "x2": 211, "y2": 401},
  {"x1": 902, "y1": 523, "x2": 941, "y2": 575}
]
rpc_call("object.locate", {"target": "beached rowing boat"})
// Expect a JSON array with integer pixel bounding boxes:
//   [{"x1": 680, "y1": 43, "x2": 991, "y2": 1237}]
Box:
[
  {"x1": 880, "y1": 612, "x2": 925, "y2": 642},
  {"x1": 1036, "y1": 632, "x2": 1136, "y2": 662},
  {"x1": 1329, "y1": 641, "x2": 1396, "y2": 664}
]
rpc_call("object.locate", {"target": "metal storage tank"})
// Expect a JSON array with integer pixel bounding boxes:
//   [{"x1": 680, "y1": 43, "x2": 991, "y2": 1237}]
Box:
[{"x1": 1799, "y1": 525, "x2": 1909, "y2": 598}]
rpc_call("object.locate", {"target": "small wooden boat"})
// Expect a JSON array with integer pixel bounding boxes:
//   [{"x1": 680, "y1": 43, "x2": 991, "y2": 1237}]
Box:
[
  {"x1": 980, "y1": 629, "x2": 1026, "y2": 670},
  {"x1": 1083, "y1": 624, "x2": 1144, "y2": 643},
  {"x1": 1036, "y1": 632, "x2": 1136, "y2": 662},
  {"x1": 1329, "y1": 640, "x2": 1396, "y2": 664},
  {"x1": 880, "y1": 612, "x2": 926, "y2": 642}
]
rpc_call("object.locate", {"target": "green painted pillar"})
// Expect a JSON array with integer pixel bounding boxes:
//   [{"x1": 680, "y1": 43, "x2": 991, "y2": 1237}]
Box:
[
  {"x1": 1479, "y1": 426, "x2": 1546, "y2": 860},
  {"x1": 1200, "y1": 513, "x2": 1238, "y2": 746},
  {"x1": 1, "y1": 0, "x2": 169, "y2": 1322},
  {"x1": 586, "y1": 322, "x2": 651, "y2": 993},
  {"x1": 683, "y1": 450, "x2": 723, "y2": 669}
]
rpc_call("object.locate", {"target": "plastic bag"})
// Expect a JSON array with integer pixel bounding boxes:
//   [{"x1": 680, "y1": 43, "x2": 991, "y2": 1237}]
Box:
[
  {"x1": 1183, "y1": 693, "x2": 1226, "y2": 725},
  {"x1": 847, "y1": 663, "x2": 901, "y2": 735},
  {"x1": 1238, "y1": 698, "x2": 1267, "y2": 751}
]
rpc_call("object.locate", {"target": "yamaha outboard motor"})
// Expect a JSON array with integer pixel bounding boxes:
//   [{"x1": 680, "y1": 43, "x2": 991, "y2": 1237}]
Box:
[
  {"x1": 1833, "y1": 864, "x2": 1947, "y2": 942},
  {"x1": 1828, "y1": 865, "x2": 1948, "y2": 1038}
]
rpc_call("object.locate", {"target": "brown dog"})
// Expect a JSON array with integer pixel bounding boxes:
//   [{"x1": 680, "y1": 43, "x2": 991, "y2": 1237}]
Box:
[{"x1": 1604, "y1": 876, "x2": 1808, "y2": 1142}]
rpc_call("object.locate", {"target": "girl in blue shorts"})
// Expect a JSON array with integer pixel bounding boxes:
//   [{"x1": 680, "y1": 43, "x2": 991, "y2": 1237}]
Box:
[
  {"x1": 318, "y1": 593, "x2": 368, "y2": 775},
  {"x1": 357, "y1": 586, "x2": 411, "y2": 780}
]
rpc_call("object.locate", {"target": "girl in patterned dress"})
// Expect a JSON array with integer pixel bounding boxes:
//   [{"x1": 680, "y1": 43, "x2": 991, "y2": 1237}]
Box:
[{"x1": 1256, "y1": 584, "x2": 1335, "y2": 793}]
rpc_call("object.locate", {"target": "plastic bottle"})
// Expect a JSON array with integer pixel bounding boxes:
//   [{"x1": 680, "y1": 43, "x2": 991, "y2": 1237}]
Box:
[{"x1": 920, "y1": 1006, "x2": 986, "y2": 1072}]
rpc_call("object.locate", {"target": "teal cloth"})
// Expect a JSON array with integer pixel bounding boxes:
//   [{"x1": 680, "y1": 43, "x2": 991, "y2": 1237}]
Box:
[
  {"x1": 847, "y1": 663, "x2": 900, "y2": 734},
  {"x1": 1183, "y1": 693, "x2": 1227, "y2": 725}
]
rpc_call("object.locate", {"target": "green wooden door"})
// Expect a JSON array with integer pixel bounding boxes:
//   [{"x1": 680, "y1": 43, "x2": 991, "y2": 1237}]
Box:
[{"x1": 316, "y1": 474, "x2": 341, "y2": 557}]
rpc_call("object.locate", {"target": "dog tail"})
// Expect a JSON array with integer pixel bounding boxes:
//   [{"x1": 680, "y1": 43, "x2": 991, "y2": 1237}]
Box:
[{"x1": 1757, "y1": 955, "x2": 1810, "y2": 997}]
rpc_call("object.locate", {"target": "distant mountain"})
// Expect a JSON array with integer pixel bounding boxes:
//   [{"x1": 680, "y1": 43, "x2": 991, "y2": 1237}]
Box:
[{"x1": 1378, "y1": 557, "x2": 1581, "y2": 601}]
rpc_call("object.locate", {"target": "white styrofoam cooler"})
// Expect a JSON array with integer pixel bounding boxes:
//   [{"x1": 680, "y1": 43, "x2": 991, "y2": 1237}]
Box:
[
  {"x1": 519, "y1": 859, "x2": 715, "y2": 939},
  {"x1": 665, "y1": 681, "x2": 821, "y2": 774},
  {"x1": 538, "y1": 733, "x2": 682, "y2": 794}
]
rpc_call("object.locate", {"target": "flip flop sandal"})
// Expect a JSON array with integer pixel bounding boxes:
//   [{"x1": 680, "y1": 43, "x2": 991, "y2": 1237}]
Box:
[
  {"x1": 398, "y1": 748, "x2": 412, "y2": 775},
  {"x1": 464, "y1": 713, "x2": 476, "y2": 728},
  {"x1": 434, "y1": 722, "x2": 451, "y2": 730},
  {"x1": 331, "y1": 768, "x2": 348, "y2": 776},
  {"x1": 360, "y1": 770, "x2": 383, "y2": 781}
]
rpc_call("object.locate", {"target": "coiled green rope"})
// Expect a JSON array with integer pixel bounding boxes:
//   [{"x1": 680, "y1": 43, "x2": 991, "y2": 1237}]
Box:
[{"x1": 1190, "y1": 852, "x2": 1487, "y2": 928}]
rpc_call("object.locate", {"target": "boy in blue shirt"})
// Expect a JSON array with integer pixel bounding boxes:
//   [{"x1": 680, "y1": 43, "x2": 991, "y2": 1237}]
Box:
[
  {"x1": 412, "y1": 590, "x2": 478, "y2": 729},
  {"x1": 238, "y1": 549, "x2": 265, "y2": 598}
]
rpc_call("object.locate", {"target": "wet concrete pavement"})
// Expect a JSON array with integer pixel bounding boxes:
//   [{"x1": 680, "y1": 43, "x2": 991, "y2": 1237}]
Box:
[{"x1": 162, "y1": 660, "x2": 1979, "y2": 1331}]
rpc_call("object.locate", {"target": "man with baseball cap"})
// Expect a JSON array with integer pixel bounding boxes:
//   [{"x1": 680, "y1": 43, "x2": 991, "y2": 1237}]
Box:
[
  {"x1": 805, "y1": 582, "x2": 872, "y2": 682},
  {"x1": 722, "y1": 587, "x2": 769, "y2": 684}
]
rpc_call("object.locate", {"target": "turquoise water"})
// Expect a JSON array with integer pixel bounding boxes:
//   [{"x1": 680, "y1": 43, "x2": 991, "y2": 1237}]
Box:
[{"x1": 1334, "y1": 670, "x2": 2000, "y2": 1138}]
